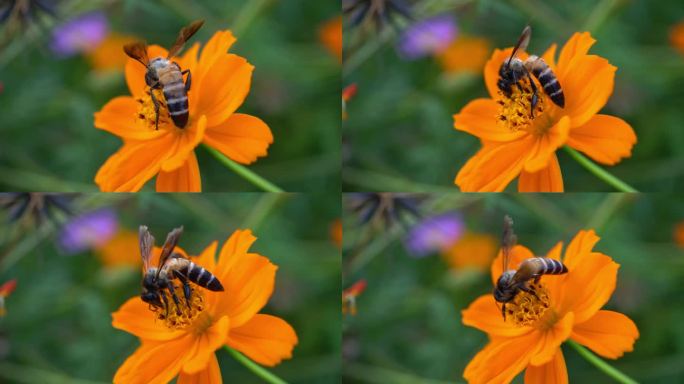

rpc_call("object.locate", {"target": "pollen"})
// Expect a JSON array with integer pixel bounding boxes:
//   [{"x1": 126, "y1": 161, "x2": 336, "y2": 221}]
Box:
[
  {"x1": 506, "y1": 282, "x2": 551, "y2": 327},
  {"x1": 136, "y1": 88, "x2": 173, "y2": 131},
  {"x1": 154, "y1": 286, "x2": 205, "y2": 330},
  {"x1": 496, "y1": 78, "x2": 547, "y2": 135}
]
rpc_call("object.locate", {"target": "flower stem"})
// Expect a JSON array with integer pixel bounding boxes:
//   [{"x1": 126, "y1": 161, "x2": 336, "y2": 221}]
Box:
[
  {"x1": 567, "y1": 340, "x2": 639, "y2": 384},
  {"x1": 203, "y1": 145, "x2": 284, "y2": 192},
  {"x1": 225, "y1": 347, "x2": 288, "y2": 384},
  {"x1": 563, "y1": 146, "x2": 638, "y2": 192}
]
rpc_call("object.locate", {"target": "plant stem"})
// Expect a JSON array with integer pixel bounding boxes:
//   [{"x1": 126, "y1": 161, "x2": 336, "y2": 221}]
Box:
[
  {"x1": 567, "y1": 340, "x2": 639, "y2": 384},
  {"x1": 563, "y1": 147, "x2": 638, "y2": 192},
  {"x1": 225, "y1": 347, "x2": 288, "y2": 384},
  {"x1": 204, "y1": 145, "x2": 284, "y2": 192}
]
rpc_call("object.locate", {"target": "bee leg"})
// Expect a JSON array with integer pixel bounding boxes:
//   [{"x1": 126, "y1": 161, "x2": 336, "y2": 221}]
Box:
[
  {"x1": 181, "y1": 69, "x2": 191, "y2": 92},
  {"x1": 149, "y1": 88, "x2": 161, "y2": 130},
  {"x1": 159, "y1": 291, "x2": 170, "y2": 318},
  {"x1": 525, "y1": 70, "x2": 539, "y2": 117},
  {"x1": 165, "y1": 282, "x2": 183, "y2": 316},
  {"x1": 520, "y1": 284, "x2": 539, "y2": 299},
  {"x1": 173, "y1": 270, "x2": 192, "y2": 309}
]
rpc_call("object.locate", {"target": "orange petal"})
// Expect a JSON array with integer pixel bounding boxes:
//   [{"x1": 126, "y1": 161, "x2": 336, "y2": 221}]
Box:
[
  {"x1": 567, "y1": 114, "x2": 637, "y2": 165},
  {"x1": 453, "y1": 98, "x2": 527, "y2": 142},
  {"x1": 491, "y1": 244, "x2": 535, "y2": 285},
  {"x1": 571, "y1": 310, "x2": 639, "y2": 359},
  {"x1": 462, "y1": 295, "x2": 534, "y2": 338},
  {"x1": 203, "y1": 113, "x2": 273, "y2": 164},
  {"x1": 114, "y1": 335, "x2": 193, "y2": 384},
  {"x1": 197, "y1": 30, "x2": 237, "y2": 79},
  {"x1": 156, "y1": 151, "x2": 202, "y2": 192},
  {"x1": 95, "y1": 136, "x2": 176, "y2": 192},
  {"x1": 455, "y1": 137, "x2": 534, "y2": 192},
  {"x1": 562, "y1": 230, "x2": 601, "y2": 271},
  {"x1": 523, "y1": 116, "x2": 570, "y2": 173},
  {"x1": 483, "y1": 47, "x2": 528, "y2": 100},
  {"x1": 529, "y1": 312, "x2": 573, "y2": 366},
  {"x1": 112, "y1": 297, "x2": 185, "y2": 341},
  {"x1": 524, "y1": 349, "x2": 568, "y2": 384},
  {"x1": 216, "y1": 229, "x2": 258, "y2": 272},
  {"x1": 177, "y1": 353, "x2": 222, "y2": 384},
  {"x1": 559, "y1": 55, "x2": 616, "y2": 128},
  {"x1": 182, "y1": 316, "x2": 230, "y2": 374},
  {"x1": 94, "y1": 97, "x2": 166, "y2": 141},
  {"x1": 464, "y1": 333, "x2": 538, "y2": 384},
  {"x1": 195, "y1": 54, "x2": 254, "y2": 127},
  {"x1": 226, "y1": 314, "x2": 298, "y2": 367},
  {"x1": 541, "y1": 43, "x2": 558, "y2": 69},
  {"x1": 177, "y1": 42, "x2": 200, "y2": 74},
  {"x1": 557, "y1": 32, "x2": 596, "y2": 71},
  {"x1": 125, "y1": 45, "x2": 168, "y2": 98},
  {"x1": 160, "y1": 115, "x2": 207, "y2": 172},
  {"x1": 519, "y1": 153, "x2": 564, "y2": 192}
]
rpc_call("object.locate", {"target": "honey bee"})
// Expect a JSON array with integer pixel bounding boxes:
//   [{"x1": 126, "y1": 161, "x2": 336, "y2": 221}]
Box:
[
  {"x1": 493, "y1": 216, "x2": 568, "y2": 320},
  {"x1": 139, "y1": 225, "x2": 224, "y2": 316},
  {"x1": 497, "y1": 25, "x2": 565, "y2": 116},
  {"x1": 124, "y1": 20, "x2": 204, "y2": 130}
]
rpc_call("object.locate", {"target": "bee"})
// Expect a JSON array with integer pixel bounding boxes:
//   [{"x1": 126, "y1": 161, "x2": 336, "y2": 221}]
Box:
[
  {"x1": 497, "y1": 25, "x2": 565, "y2": 117},
  {"x1": 493, "y1": 215, "x2": 568, "y2": 320},
  {"x1": 139, "y1": 225, "x2": 224, "y2": 316},
  {"x1": 123, "y1": 20, "x2": 204, "y2": 130}
]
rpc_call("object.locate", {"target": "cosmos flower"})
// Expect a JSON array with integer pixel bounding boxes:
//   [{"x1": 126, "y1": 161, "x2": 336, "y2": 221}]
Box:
[
  {"x1": 397, "y1": 14, "x2": 457, "y2": 60},
  {"x1": 58, "y1": 208, "x2": 118, "y2": 254},
  {"x1": 670, "y1": 20, "x2": 684, "y2": 55},
  {"x1": 441, "y1": 232, "x2": 496, "y2": 271},
  {"x1": 330, "y1": 219, "x2": 343, "y2": 249},
  {"x1": 95, "y1": 229, "x2": 141, "y2": 268},
  {"x1": 87, "y1": 33, "x2": 139, "y2": 72},
  {"x1": 319, "y1": 16, "x2": 342, "y2": 62},
  {"x1": 674, "y1": 221, "x2": 684, "y2": 248},
  {"x1": 112, "y1": 229, "x2": 297, "y2": 383},
  {"x1": 437, "y1": 35, "x2": 491, "y2": 74},
  {"x1": 343, "y1": 279, "x2": 367, "y2": 316},
  {"x1": 0, "y1": 280, "x2": 17, "y2": 317},
  {"x1": 95, "y1": 29, "x2": 273, "y2": 192},
  {"x1": 404, "y1": 212, "x2": 464, "y2": 257},
  {"x1": 453, "y1": 31, "x2": 637, "y2": 192},
  {"x1": 462, "y1": 230, "x2": 638, "y2": 383},
  {"x1": 50, "y1": 11, "x2": 108, "y2": 57}
]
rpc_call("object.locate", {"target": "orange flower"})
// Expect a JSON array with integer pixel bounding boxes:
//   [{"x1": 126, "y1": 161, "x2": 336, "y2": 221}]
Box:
[
  {"x1": 453, "y1": 31, "x2": 637, "y2": 192},
  {"x1": 462, "y1": 230, "x2": 638, "y2": 383},
  {"x1": 342, "y1": 279, "x2": 366, "y2": 316},
  {"x1": 87, "y1": 33, "x2": 138, "y2": 72},
  {"x1": 319, "y1": 16, "x2": 342, "y2": 62},
  {"x1": 95, "y1": 229, "x2": 141, "y2": 268},
  {"x1": 112, "y1": 230, "x2": 297, "y2": 383},
  {"x1": 95, "y1": 30, "x2": 273, "y2": 192},
  {"x1": 674, "y1": 221, "x2": 684, "y2": 248},
  {"x1": 437, "y1": 35, "x2": 491, "y2": 74},
  {"x1": 0, "y1": 279, "x2": 17, "y2": 317},
  {"x1": 670, "y1": 21, "x2": 684, "y2": 55},
  {"x1": 441, "y1": 232, "x2": 496, "y2": 271},
  {"x1": 330, "y1": 219, "x2": 343, "y2": 248}
]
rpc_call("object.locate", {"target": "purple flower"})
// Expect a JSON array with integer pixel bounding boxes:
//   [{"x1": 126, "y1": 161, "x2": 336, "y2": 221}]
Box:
[
  {"x1": 397, "y1": 14, "x2": 457, "y2": 60},
  {"x1": 405, "y1": 212, "x2": 464, "y2": 257},
  {"x1": 58, "y1": 209, "x2": 118, "y2": 254},
  {"x1": 50, "y1": 11, "x2": 108, "y2": 57}
]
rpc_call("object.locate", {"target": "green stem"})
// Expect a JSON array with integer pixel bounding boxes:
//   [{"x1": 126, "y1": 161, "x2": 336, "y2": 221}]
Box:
[
  {"x1": 567, "y1": 340, "x2": 639, "y2": 384},
  {"x1": 563, "y1": 147, "x2": 638, "y2": 192},
  {"x1": 225, "y1": 347, "x2": 288, "y2": 384},
  {"x1": 204, "y1": 145, "x2": 284, "y2": 192}
]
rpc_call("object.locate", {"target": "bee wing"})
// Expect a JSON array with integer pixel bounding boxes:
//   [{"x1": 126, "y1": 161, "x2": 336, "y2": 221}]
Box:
[
  {"x1": 167, "y1": 20, "x2": 204, "y2": 58},
  {"x1": 506, "y1": 25, "x2": 531, "y2": 67},
  {"x1": 155, "y1": 226, "x2": 184, "y2": 277},
  {"x1": 501, "y1": 215, "x2": 517, "y2": 272},
  {"x1": 123, "y1": 41, "x2": 149, "y2": 67},
  {"x1": 139, "y1": 225, "x2": 155, "y2": 272}
]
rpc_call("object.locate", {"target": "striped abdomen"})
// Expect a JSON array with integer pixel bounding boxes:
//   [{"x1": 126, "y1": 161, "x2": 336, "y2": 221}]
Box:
[
  {"x1": 182, "y1": 261, "x2": 224, "y2": 291},
  {"x1": 526, "y1": 56, "x2": 565, "y2": 108},
  {"x1": 159, "y1": 66, "x2": 189, "y2": 128},
  {"x1": 526, "y1": 257, "x2": 568, "y2": 275}
]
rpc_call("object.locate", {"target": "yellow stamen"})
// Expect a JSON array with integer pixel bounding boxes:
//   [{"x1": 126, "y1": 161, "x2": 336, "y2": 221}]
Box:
[
  {"x1": 505, "y1": 282, "x2": 551, "y2": 327},
  {"x1": 136, "y1": 88, "x2": 173, "y2": 131},
  {"x1": 496, "y1": 78, "x2": 551, "y2": 136},
  {"x1": 153, "y1": 286, "x2": 205, "y2": 330}
]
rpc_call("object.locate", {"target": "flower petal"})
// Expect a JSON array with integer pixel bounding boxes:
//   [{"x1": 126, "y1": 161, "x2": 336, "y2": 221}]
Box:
[
  {"x1": 455, "y1": 137, "x2": 534, "y2": 192},
  {"x1": 160, "y1": 115, "x2": 207, "y2": 172},
  {"x1": 197, "y1": 30, "x2": 237, "y2": 78},
  {"x1": 524, "y1": 349, "x2": 568, "y2": 384},
  {"x1": 523, "y1": 116, "x2": 570, "y2": 173},
  {"x1": 453, "y1": 98, "x2": 527, "y2": 142},
  {"x1": 567, "y1": 114, "x2": 636, "y2": 165},
  {"x1": 94, "y1": 97, "x2": 166, "y2": 141},
  {"x1": 177, "y1": 353, "x2": 222, "y2": 384},
  {"x1": 529, "y1": 312, "x2": 573, "y2": 366},
  {"x1": 226, "y1": 314, "x2": 298, "y2": 366},
  {"x1": 195, "y1": 54, "x2": 254, "y2": 127},
  {"x1": 156, "y1": 151, "x2": 202, "y2": 192},
  {"x1": 541, "y1": 43, "x2": 558, "y2": 69},
  {"x1": 114, "y1": 335, "x2": 193, "y2": 384},
  {"x1": 204, "y1": 113, "x2": 273, "y2": 164},
  {"x1": 182, "y1": 316, "x2": 230, "y2": 374},
  {"x1": 557, "y1": 32, "x2": 595, "y2": 72},
  {"x1": 571, "y1": 310, "x2": 639, "y2": 359},
  {"x1": 462, "y1": 294, "x2": 534, "y2": 338},
  {"x1": 125, "y1": 45, "x2": 168, "y2": 98},
  {"x1": 519, "y1": 153, "x2": 564, "y2": 192},
  {"x1": 112, "y1": 297, "x2": 185, "y2": 341},
  {"x1": 562, "y1": 230, "x2": 601, "y2": 271},
  {"x1": 463, "y1": 333, "x2": 538, "y2": 384},
  {"x1": 491, "y1": 244, "x2": 535, "y2": 285}
]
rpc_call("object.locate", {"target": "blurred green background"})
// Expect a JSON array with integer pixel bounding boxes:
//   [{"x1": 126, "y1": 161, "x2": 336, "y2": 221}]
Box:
[
  {"x1": 342, "y1": 0, "x2": 684, "y2": 192},
  {"x1": 342, "y1": 193, "x2": 684, "y2": 383},
  {"x1": 0, "y1": 193, "x2": 340, "y2": 383},
  {"x1": 0, "y1": 0, "x2": 340, "y2": 192}
]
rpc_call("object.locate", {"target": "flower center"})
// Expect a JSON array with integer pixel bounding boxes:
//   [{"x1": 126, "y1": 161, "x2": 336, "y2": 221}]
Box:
[
  {"x1": 496, "y1": 78, "x2": 552, "y2": 136},
  {"x1": 154, "y1": 286, "x2": 205, "y2": 330},
  {"x1": 136, "y1": 89, "x2": 174, "y2": 131},
  {"x1": 505, "y1": 281, "x2": 552, "y2": 327}
]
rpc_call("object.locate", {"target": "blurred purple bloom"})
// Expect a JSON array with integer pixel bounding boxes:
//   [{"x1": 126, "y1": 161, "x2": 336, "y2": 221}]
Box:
[
  {"x1": 405, "y1": 212, "x2": 464, "y2": 257},
  {"x1": 50, "y1": 11, "x2": 108, "y2": 57},
  {"x1": 59, "y1": 209, "x2": 118, "y2": 254},
  {"x1": 397, "y1": 14, "x2": 457, "y2": 60}
]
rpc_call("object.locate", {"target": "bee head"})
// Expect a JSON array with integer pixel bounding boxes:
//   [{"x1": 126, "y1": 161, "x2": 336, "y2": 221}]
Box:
[{"x1": 493, "y1": 271, "x2": 516, "y2": 303}]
